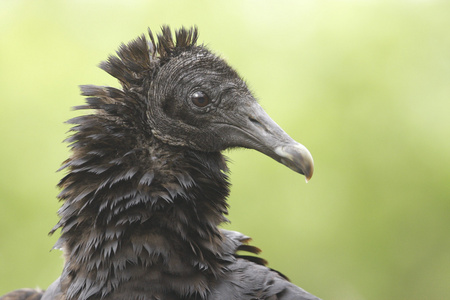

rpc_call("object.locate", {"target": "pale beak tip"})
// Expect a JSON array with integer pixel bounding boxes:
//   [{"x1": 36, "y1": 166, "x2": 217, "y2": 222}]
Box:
[
  {"x1": 305, "y1": 171, "x2": 313, "y2": 183},
  {"x1": 275, "y1": 143, "x2": 314, "y2": 182}
]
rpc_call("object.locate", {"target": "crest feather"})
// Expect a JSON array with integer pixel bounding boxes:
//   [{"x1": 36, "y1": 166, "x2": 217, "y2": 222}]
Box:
[
  {"x1": 156, "y1": 25, "x2": 199, "y2": 59},
  {"x1": 99, "y1": 26, "x2": 199, "y2": 89}
]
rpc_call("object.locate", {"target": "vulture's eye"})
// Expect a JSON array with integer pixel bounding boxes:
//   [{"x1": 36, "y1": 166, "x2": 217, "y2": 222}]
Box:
[{"x1": 191, "y1": 91, "x2": 211, "y2": 107}]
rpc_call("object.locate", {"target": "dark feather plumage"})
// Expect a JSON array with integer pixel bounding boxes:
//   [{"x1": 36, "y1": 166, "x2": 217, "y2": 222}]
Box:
[{"x1": 1, "y1": 26, "x2": 318, "y2": 300}]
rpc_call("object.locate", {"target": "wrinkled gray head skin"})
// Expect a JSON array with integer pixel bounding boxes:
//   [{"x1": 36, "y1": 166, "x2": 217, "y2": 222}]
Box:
[{"x1": 142, "y1": 27, "x2": 314, "y2": 181}]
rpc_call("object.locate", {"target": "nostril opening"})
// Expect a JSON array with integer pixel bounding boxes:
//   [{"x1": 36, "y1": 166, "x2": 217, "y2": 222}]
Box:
[
  {"x1": 249, "y1": 117, "x2": 260, "y2": 126},
  {"x1": 249, "y1": 117, "x2": 268, "y2": 133}
]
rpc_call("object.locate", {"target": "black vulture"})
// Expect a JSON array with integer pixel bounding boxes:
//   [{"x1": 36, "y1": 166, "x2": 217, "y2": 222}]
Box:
[{"x1": 1, "y1": 26, "x2": 318, "y2": 300}]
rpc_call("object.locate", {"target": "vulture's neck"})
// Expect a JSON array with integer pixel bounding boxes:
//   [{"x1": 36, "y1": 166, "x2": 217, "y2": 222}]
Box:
[{"x1": 53, "y1": 112, "x2": 232, "y2": 299}]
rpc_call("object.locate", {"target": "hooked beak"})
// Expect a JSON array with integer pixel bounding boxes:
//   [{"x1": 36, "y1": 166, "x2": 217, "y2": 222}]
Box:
[{"x1": 223, "y1": 101, "x2": 314, "y2": 182}]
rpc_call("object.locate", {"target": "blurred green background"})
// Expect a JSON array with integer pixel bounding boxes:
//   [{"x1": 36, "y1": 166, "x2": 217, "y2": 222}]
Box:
[{"x1": 1, "y1": 0, "x2": 449, "y2": 299}]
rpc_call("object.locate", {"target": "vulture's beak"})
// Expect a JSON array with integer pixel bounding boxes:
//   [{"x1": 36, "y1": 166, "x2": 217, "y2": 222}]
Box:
[{"x1": 226, "y1": 101, "x2": 314, "y2": 182}]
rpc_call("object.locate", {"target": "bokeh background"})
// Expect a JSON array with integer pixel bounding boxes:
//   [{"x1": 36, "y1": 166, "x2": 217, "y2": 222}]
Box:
[{"x1": 1, "y1": 1, "x2": 449, "y2": 299}]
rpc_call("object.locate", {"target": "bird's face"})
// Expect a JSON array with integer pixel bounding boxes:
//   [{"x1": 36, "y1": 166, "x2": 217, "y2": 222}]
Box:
[{"x1": 147, "y1": 47, "x2": 314, "y2": 181}]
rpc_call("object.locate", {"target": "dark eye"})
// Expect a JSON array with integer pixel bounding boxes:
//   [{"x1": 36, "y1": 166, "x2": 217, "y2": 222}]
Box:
[{"x1": 191, "y1": 91, "x2": 211, "y2": 107}]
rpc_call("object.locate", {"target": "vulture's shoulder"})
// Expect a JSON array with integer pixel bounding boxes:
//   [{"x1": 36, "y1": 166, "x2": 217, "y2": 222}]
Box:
[
  {"x1": 0, "y1": 289, "x2": 44, "y2": 300},
  {"x1": 218, "y1": 230, "x2": 320, "y2": 300}
]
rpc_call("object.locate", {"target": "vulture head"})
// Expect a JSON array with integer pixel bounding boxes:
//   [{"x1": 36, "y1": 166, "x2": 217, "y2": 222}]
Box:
[{"x1": 100, "y1": 26, "x2": 313, "y2": 181}]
